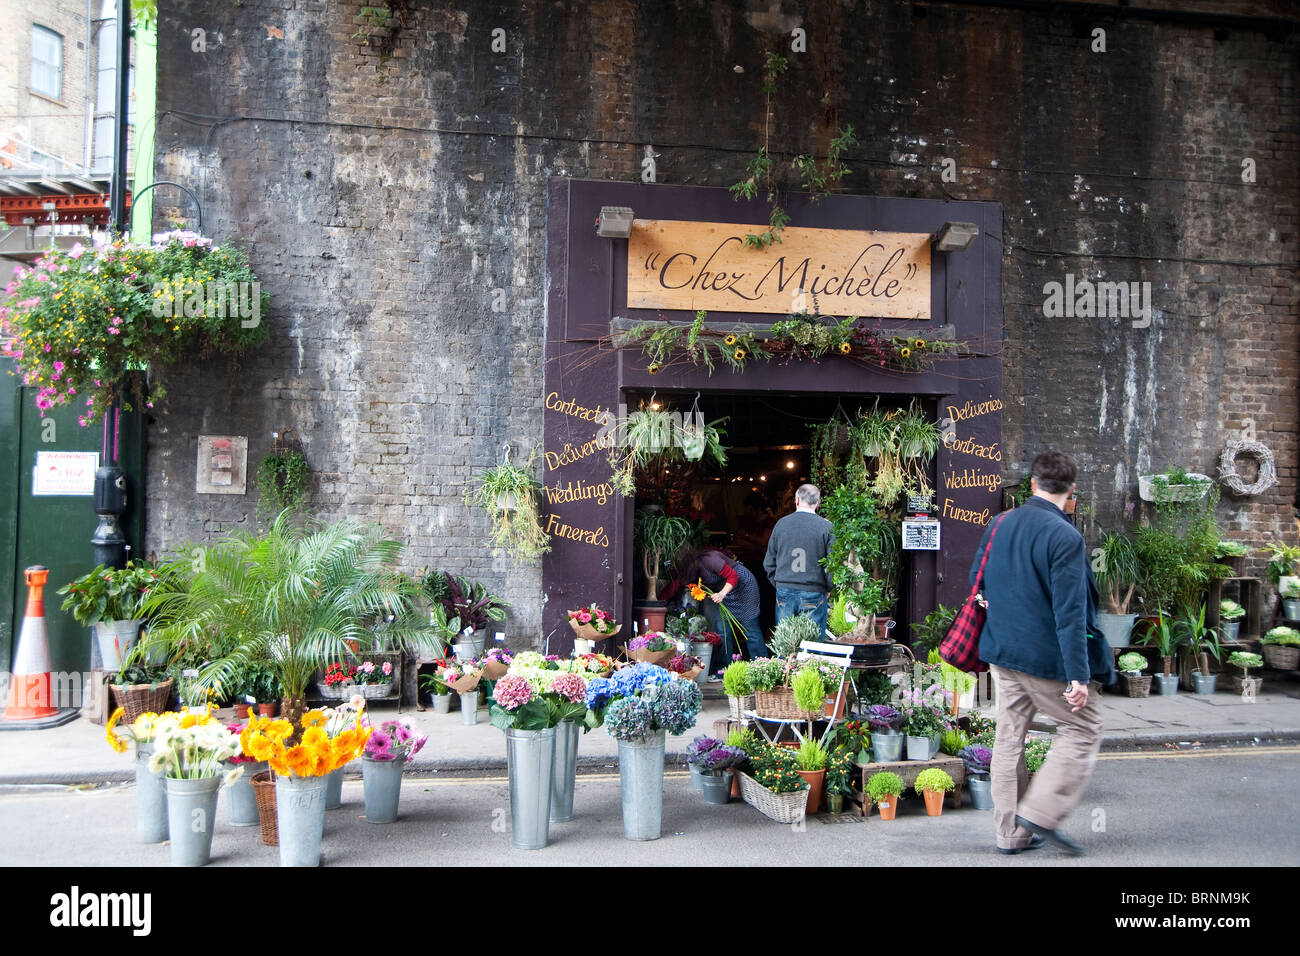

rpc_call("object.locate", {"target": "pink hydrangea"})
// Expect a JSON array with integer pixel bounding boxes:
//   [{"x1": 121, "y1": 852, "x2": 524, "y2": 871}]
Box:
[
  {"x1": 492, "y1": 676, "x2": 533, "y2": 711},
  {"x1": 548, "y1": 672, "x2": 586, "y2": 704}
]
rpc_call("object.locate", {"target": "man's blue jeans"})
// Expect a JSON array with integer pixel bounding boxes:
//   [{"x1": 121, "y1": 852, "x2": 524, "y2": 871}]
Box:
[{"x1": 775, "y1": 588, "x2": 829, "y2": 640}]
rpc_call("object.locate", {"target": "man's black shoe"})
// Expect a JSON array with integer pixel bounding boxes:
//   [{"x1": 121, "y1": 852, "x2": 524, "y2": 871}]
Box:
[
  {"x1": 996, "y1": 833, "x2": 1045, "y2": 855},
  {"x1": 1015, "y1": 815, "x2": 1084, "y2": 856}
]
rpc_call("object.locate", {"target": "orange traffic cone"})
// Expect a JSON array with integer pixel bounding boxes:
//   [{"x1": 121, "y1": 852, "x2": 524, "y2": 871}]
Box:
[{"x1": 3, "y1": 566, "x2": 60, "y2": 721}]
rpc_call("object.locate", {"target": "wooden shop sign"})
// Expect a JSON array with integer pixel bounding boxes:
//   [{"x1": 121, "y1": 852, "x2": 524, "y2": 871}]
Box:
[{"x1": 627, "y1": 219, "x2": 931, "y2": 318}]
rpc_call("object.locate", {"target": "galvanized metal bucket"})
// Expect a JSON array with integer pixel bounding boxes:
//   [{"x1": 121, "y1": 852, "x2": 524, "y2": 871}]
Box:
[
  {"x1": 165, "y1": 775, "x2": 221, "y2": 866},
  {"x1": 460, "y1": 691, "x2": 479, "y2": 726},
  {"x1": 362, "y1": 757, "x2": 404, "y2": 823},
  {"x1": 324, "y1": 767, "x2": 344, "y2": 809},
  {"x1": 507, "y1": 727, "x2": 556, "y2": 850},
  {"x1": 225, "y1": 760, "x2": 267, "y2": 826},
  {"x1": 618, "y1": 730, "x2": 666, "y2": 841},
  {"x1": 135, "y1": 743, "x2": 168, "y2": 844},
  {"x1": 275, "y1": 774, "x2": 329, "y2": 867},
  {"x1": 550, "y1": 719, "x2": 580, "y2": 823}
]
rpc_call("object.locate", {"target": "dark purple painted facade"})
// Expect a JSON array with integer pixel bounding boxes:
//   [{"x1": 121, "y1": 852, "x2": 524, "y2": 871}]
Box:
[{"x1": 544, "y1": 178, "x2": 1002, "y2": 653}]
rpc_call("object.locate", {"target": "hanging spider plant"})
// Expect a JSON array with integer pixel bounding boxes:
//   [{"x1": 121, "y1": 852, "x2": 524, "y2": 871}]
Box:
[
  {"x1": 897, "y1": 404, "x2": 939, "y2": 496},
  {"x1": 465, "y1": 447, "x2": 551, "y2": 564},
  {"x1": 607, "y1": 404, "x2": 728, "y2": 497}
]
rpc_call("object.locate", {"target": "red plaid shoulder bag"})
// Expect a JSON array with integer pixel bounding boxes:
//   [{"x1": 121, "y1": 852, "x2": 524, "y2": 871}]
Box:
[{"x1": 939, "y1": 512, "x2": 1010, "y2": 673}]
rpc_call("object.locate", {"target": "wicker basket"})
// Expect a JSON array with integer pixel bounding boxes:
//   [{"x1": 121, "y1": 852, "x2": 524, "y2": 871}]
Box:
[
  {"x1": 252, "y1": 770, "x2": 278, "y2": 846},
  {"x1": 317, "y1": 681, "x2": 351, "y2": 699},
  {"x1": 358, "y1": 682, "x2": 392, "y2": 699},
  {"x1": 727, "y1": 694, "x2": 756, "y2": 722},
  {"x1": 1121, "y1": 674, "x2": 1152, "y2": 698},
  {"x1": 754, "y1": 686, "x2": 818, "y2": 720},
  {"x1": 109, "y1": 678, "x2": 174, "y2": 723},
  {"x1": 738, "y1": 772, "x2": 809, "y2": 824},
  {"x1": 1263, "y1": 645, "x2": 1300, "y2": 671}
]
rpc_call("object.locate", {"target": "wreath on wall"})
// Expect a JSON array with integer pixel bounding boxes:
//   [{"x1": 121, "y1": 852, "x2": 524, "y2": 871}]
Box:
[{"x1": 1217, "y1": 440, "x2": 1277, "y2": 497}]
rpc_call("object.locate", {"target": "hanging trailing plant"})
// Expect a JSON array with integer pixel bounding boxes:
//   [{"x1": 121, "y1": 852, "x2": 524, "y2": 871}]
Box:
[
  {"x1": 606, "y1": 401, "x2": 728, "y2": 498},
  {"x1": 255, "y1": 450, "x2": 310, "y2": 515},
  {"x1": 464, "y1": 447, "x2": 551, "y2": 564}
]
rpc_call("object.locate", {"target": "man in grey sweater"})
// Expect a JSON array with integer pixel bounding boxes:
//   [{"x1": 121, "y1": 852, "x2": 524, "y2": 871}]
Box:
[{"x1": 764, "y1": 484, "x2": 835, "y2": 638}]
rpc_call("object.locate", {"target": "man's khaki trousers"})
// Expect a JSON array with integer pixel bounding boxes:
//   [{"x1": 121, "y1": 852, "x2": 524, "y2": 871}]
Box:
[{"x1": 989, "y1": 664, "x2": 1104, "y2": 850}]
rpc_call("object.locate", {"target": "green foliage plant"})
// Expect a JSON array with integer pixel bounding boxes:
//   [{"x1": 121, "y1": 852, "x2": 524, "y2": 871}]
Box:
[
  {"x1": 771, "y1": 613, "x2": 823, "y2": 657},
  {"x1": 939, "y1": 728, "x2": 969, "y2": 756},
  {"x1": 1140, "y1": 608, "x2": 1186, "y2": 677},
  {"x1": 465, "y1": 449, "x2": 550, "y2": 564},
  {"x1": 1095, "y1": 532, "x2": 1139, "y2": 614},
  {"x1": 1263, "y1": 626, "x2": 1300, "y2": 647},
  {"x1": 791, "y1": 665, "x2": 827, "y2": 714},
  {"x1": 1219, "y1": 600, "x2": 1245, "y2": 622},
  {"x1": 633, "y1": 510, "x2": 693, "y2": 602},
  {"x1": 722, "y1": 661, "x2": 754, "y2": 697},
  {"x1": 1176, "y1": 603, "x2": 1221, "y2": 677},
  {"x1": 795, "y1": 736, "x2": 829, "y2": 772},
  {"x1": 1024, "y1": 737, "x2": 1053, "y2": 774},
  {"x1": 1117, "y1": 652, "x2": 1148, "y2": 674},
  {"x1": 914, "y1": 767, "x2": 955, "y2": 794},
  {"x1": 1227, "y1": 651, "x2": 1263, "y2": 678},
  {"x1": 910, "y1": 604, "x2": 956, "y2": 655},
  {"x1": 255, "y1": 450, "x2": 309, "y2": 516},
  {"x1": 59, "y1": 561, "x2": 159, "y2": 626},
  {"x1": 865, "y1": 770, "x2": 904, "y2": 803}
]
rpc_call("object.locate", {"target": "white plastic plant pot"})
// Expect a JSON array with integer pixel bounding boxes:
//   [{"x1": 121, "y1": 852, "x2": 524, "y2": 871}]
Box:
[
  {"x1": 1138, "y1": 473, "x2": 1212, "y2": 503},
  {"x1": 679, "y1": 430, "x2": 706, "y2": 462}
]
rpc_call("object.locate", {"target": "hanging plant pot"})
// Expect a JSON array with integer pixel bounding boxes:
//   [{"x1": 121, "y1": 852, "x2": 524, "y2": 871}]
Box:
[{"x1": 495, "y1": 491, "x2": 520, "y2": 512}]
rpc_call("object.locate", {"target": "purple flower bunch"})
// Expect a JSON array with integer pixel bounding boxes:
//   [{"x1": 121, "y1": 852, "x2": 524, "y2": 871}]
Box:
[{"x1": 364, "y1": 718, "x2": 428, "y2": 762}]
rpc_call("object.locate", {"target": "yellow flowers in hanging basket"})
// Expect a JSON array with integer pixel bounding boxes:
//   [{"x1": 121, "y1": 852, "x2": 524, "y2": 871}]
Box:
[
  {"x1": 839, "y1": 342, "x2": 852, "y2": 355},
  {"x1": 913, "y1": 339, "x2": 927, "y2": 350},
  {"x1": 239, "y1": 706, "x2": 371, "y2": 778},
  {"x1": 648, "y1": 363, "x2": 660, "y2": 375},
  {"x1": 734, "y1": 349, "x2": 746, "y2": 361},
  {"x1": 899, "y1": 347, "x2": 912, "y2": 359}
]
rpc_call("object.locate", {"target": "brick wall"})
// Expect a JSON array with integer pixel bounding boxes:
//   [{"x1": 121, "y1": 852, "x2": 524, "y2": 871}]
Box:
[{"x1": 148, "y1": 0, "x2": 1299, "y2": 640}]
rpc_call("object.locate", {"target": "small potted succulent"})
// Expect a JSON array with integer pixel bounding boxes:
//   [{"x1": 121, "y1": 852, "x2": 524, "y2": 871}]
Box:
[
  {"x1": 865, "y1": 770, "x2": 904, "y2": 820},
  {"x1": 1219, "y1": 600, "x2": 1246, "y2": 641},
  {"x1": 1117, "y1": 652, "x2": 1152, "y2": 698},
  {"x1": 957, "y1": 743, "x2": 993, "y2": 810},
  {"x1": 1227, "y1": 651, "x2": 1264, "y2": 697},
  {"x1": 865, "y1": 704, "x2": 904, "y2": 762},
  {"x1": 1261, "y1": 626, "x2": 1300, "y2": 671},
  {"x1": 914, "y1": 767, "x2": 955, "y2": 816}
]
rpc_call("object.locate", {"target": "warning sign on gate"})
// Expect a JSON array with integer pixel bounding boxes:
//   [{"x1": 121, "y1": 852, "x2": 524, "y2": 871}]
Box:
[{"x1": 33, "y1": 451, "x2": 99, "y2": 496}]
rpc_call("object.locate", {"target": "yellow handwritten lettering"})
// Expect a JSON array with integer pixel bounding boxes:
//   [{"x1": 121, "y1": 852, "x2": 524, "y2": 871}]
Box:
[
  {"x1": 544, "y1": 513, "x2": 610, "y2": 549},
  {"x1": 544, "y1": 478, "x2": 613, "y2": 507},
  {"x1": 945, "y1": 397, "x2": 1004, "y2": 424},
  {"x1": 545, "y1": 391, "x2": 605, "y2": 423},
  {"x1": 942, "y1": 497, "x2": 992, "y2": 526},
  {"x1": 941, "y1": 468, "x2": 1003, "y2": 494}
]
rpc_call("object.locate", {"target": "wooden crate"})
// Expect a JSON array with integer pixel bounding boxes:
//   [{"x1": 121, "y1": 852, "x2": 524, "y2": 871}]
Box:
[{"x1": 850, "y1": 754, "x2": 967, "y2": 817}]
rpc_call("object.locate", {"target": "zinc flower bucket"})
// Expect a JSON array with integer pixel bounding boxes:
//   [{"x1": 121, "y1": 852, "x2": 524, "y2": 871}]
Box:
[
  {"x1": 618, "y1": 729, "x2": 667, "y2": 841},
  {"x1": 165, "y1": 775, "x2": 222, "y2": 866},
  {"x1": 506, "y1": 727, "x2": 556, "y2": 850},
  {"x1": 550, "y1": 718, "x2": 580, "y2": 824},
  {"x1": 275, "y1": 773, "x2": 329, "y2": 867},
  {"x1": 93, "y1": 619, "x2": 141, "y2": 671},
  {"x1": 135, "y1": 743, "x2": 168, "y2": 844},
  {"x1": 699, "y1": 771, "x2": 732, "y2": 806},
  {"x1": 324, "y1": 767, "x2": 344, "y2": 810},
  {"x1": 225, "y1": 760, "x2": 268, "y2": 826},
  {"x1": 361, "y1": 757, "x2": 405, "y2": 824},
  {"x1": 460, "y1": 691, "x2": 480, "y2": 726}
]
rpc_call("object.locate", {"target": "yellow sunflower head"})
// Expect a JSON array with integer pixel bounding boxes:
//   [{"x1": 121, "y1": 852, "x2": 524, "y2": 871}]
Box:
[
  {"x1": 724, "y1": 334, "x2": 737, "y2": 346},
  {"x1": 913, "y1": 339, "x2": 927, "y2": 350},
  {"x1": 839, "y1": 342, "x2": 851, "y2": 355},
  {"x1": 648, "y1": 364, "x2": 660, "y2": 375},
  {"x1": 734, "y1": 349, "x2": 746, "y2": 361},
  {"x1": 899, "y1": 347, "x2": 912, "y2": 359}
]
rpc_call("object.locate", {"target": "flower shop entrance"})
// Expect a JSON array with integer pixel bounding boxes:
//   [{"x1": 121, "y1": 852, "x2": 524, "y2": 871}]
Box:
[{"x1": 543, "y1": 178, "x2": 1004, "y2": 654}]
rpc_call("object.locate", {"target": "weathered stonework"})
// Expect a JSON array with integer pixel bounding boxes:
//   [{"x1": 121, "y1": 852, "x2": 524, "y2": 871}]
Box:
[{"x1": 148, "y1": 0, "x2": 1299, "y2": 642}]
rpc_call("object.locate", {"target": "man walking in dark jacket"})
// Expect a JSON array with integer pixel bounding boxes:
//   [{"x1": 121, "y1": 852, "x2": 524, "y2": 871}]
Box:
[{"x1": 970, "y1": 451, "x2": 1103, "y2": 856}]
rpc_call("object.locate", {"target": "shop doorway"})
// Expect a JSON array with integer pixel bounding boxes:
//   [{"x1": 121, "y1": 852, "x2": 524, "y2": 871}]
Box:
[{"x1": 622, "y1": 389, "x2": 938, "y2": 646}]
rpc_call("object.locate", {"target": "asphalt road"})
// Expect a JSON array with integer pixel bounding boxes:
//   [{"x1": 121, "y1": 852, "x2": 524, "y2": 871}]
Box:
[{"x1": 1, "y1": 743, "x2": 1296, "y2": 868}]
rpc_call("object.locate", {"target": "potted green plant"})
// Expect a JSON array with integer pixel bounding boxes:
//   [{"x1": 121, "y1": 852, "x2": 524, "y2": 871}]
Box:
[
  {"x1": 914, "y1": 767, "x2": 955, "y2": 816},
  {"x1": 464, "y1": 448, "x2": 550, "y2": 564},
  {"x1": 255, "y1": 449, "x2": 310, "y2": 516},
  {"x1": 58, "y1": 561, "x2": 161, "y2": 671},
  {"x1": 770, "y1": 612, "x2": 823, "y2": 658},
  {"x1": 422, "y1": 570, "x2": 510, "y2": 656},
  {"x1": 1116, "y1": 652, "x2": 1152, "y2": 698},
  {"x1": 1226, "y1": 651, "x2": 1264, "y2": 697},
  {"x1": 1213, "y1": 540, "x2": 1249, "y2": 576},
  {"x1": 824, "y1": 748, "x2": 854, "y2": 814},
  {"x1": 141, "y1": 511, "x2": 442, "y2": 728},
  {"x1": 419, "y1": 670, "x2": 454, "y2": 713},
  {"x1": 721, "y1": 661, "x2": 755, "y2": 722},
  {"x1": 1140, "y1": 609, "x2": 1184, "y2": 695},
  {"x1": 1281, "y1": 580, "x2": 1300, "y2": 621},
  {"x1": 1177, "y1": 604, "x2": 1221, "y2": 694},
  {"x1": 909, "y1": 604, "x2": 956, "y2": 657},
  {"x1": 1260, "y1": 542, "x2": 1300, "y2": 591},
  {"x1": 249, "y1": 661, "x2": 283, "y2": 716},
  {"x1": 632, "y1": 509, "x2": 693, "y2": 630},
  {"x1": 1095, "y1": 532, "x2": 1140, "y2": 648},
  {"x1": 1219, "y1": 600, "x2": 1246, "y2": 641},
  {"x1": 865, "y1": 770, "x2": 904, "y2": 820},
  {"x1": 793, "y1": 735, "x2": 829, "y2": 814},
  {"x1": 1260, "y1": 626, "x2": 1300, "y2": 671},
  {"x1": 791, "y1": 663, "x2": 828, "y2": 735},
  {"x1": 1138, "y1": 467, "x2": 1213, "y2": 503},
  {"x1": 106, "y1": 642, "x2": 174, "y2": 723}
]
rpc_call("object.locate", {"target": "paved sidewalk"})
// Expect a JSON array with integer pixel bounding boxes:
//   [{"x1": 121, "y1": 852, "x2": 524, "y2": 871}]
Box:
[{"x1": 2, "y1": 685, "x2": 1299, "y2": 785}]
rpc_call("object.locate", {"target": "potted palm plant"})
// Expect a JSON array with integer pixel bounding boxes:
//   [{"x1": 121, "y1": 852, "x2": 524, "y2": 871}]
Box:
[
  {"x1": 1140, "y1": 609, "x2": 1185, "y2": 695},
  {"x1": 1095, "y1": 532, "x2": 1140, "y2": 648},
  {"x1": 141, "y1": 511, "x2": 443, "y2": 728},
  {"x1": 632, "y1": 509, "x2": 692, "y2": 632},
  {"x1": 1177, "y1": 604, "x2": 1221, "y2": 694}
]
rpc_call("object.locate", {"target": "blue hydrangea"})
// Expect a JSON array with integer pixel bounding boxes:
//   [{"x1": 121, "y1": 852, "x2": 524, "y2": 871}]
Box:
[
  {"x1": 649, "y1": 679, "x2": 702, "y2": 736},
  {"x1": 604, "y1": 696, "x2": 654, "y2": 741},
  {"x1": 585, "y1": 676, "x2": 614, "y2": 710},
  {"x1": 610, "y1": 662, "x2": 671, "y2": 698}
]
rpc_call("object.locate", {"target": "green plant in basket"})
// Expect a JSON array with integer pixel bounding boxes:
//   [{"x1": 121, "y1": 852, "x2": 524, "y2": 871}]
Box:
[
  {"x1": 751, "y1": 743, "x2": 805, "y2": 793},
  {"x1": 913, "y1": 767, "x2": 955, "y2": 794},
  {"x1": 865, "y1": 770, "x2": 904, "y2": 803},
  {"x1": 748, "y1": 657, "x2": 789, "y2": 692},
  {"x1": 722, "y1": 661, "x2": 754, "y2": 697},
  {"x1": 464, "y1": 449, "x2": 551, "y2": 564},
  {"x1": 1262, "y1": 626, "x2": 1300, "y2": 647},
  {"x1": 1117, "y1": 652, "x2": 1148, "y2": 674}
]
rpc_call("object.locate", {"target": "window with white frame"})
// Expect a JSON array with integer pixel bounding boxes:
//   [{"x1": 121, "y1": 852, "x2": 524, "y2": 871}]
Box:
[{"x1": 32, "y1": 25, "x2": 63, "y2": 100}]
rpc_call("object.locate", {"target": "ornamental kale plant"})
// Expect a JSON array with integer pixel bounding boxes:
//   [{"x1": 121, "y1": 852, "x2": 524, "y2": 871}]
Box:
[
  {"x1": 865, "y1": 704, "x2": 902, "y2": 731},
  {"x1": 957, "y1": 743, "x2": 992, "y2": 777}
]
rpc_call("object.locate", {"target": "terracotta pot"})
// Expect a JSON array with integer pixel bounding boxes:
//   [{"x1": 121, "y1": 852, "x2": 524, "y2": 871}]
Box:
[
  {"x1": 875, "y1": 794, "x2": 899, "y2": 820},
  {"x1": 730, "y1": 771, "x2": 742, "y2": 799},
  {"x1": 257, "y1": 702, "x2": 279, "y2": 717},
  {"x1": 633, "y1": 602, "x2": 667, "y2": 635},
  {"x1": 822, "y1": 694, "x2": 847, "y2": 719},
  {"x1": 235, "y1": 702, "x2": 252, "y2": 719},
  {"x1": 796, "y1": 768, "x2": 825, "y2": 814},
  {"x1": 922, "y1": 789, "x2": 945, "y2": 816}
]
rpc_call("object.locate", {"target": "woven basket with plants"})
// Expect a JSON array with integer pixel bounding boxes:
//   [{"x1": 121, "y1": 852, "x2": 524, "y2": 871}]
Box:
[
  {"x1": 739, "y1": 744, "x2": 808, "y2": 824},
  {"x1": 106, "y1": 644, "x2": 174, "y2": 722},
  {"x1": 1116, "y1": 652, "x2": 1152, "y2": 698},
  {"x1": 750, "y1": 658, "x2": 819, "y2": 719},
  {"x1": 1262, "y1": 627, "x2": 1300, "y2": 671}
]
